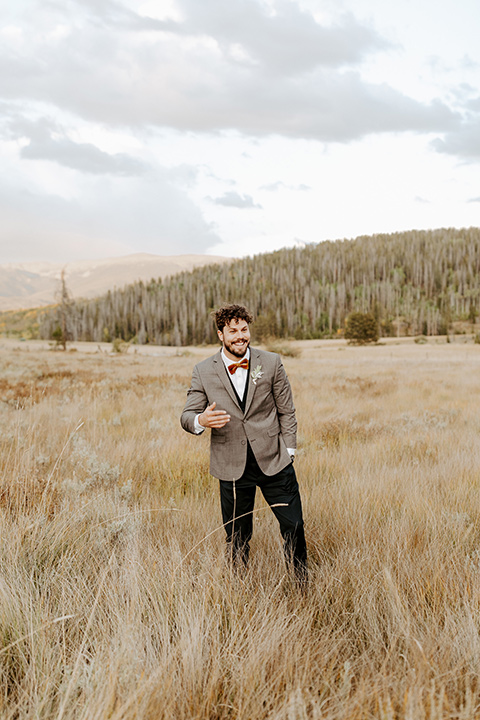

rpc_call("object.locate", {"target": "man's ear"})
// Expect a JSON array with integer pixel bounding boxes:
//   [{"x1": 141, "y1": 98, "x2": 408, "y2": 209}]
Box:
[{"x1": 217, "y1": 329, "x2": 224, "y2": 343}]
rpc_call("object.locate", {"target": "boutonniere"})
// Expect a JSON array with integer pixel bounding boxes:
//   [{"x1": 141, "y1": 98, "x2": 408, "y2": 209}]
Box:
[{"x1": 250, "y1": 364, "x2": 264, "y2": 385}]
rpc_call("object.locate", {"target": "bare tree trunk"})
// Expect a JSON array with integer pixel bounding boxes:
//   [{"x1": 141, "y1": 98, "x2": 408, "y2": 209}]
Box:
[{"x1": 57, "y1": 268, "x2": 72, "y2": 351}]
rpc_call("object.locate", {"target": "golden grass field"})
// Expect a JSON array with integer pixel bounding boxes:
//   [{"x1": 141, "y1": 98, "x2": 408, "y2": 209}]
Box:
[{"x1": 1, "y1": 336, "x2": 480, "y2": 719}]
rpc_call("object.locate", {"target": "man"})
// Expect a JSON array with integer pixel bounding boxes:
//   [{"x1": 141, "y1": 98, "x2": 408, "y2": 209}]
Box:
[{"x1": 180, "y1": 303, "x2": 307, "y2": 579}]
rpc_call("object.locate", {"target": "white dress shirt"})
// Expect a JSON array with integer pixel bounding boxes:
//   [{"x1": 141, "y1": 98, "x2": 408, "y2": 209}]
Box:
[{"x1": 221, "y1": 347, "x2": 250, "y2": 398}]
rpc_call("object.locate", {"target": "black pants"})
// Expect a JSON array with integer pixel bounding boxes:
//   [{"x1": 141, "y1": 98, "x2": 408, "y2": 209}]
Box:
[{"x1": 219, "y1": 445, "x2": 307, "y2": 577}]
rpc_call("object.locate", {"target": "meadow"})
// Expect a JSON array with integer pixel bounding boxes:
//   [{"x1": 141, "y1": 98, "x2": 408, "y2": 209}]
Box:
[{"x1": 1, "y1": 337, "x2": 480, "y2": 719}]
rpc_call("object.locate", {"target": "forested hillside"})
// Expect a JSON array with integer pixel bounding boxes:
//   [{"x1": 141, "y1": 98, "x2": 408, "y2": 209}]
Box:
[{"x1": 38, "y1": 227, "x2": 480, "y2": 345}]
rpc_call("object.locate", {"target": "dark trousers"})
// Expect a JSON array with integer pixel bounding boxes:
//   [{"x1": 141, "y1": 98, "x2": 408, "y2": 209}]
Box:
[{"x1": 219, "y1": 445, "x2": 307, "y2": 578}]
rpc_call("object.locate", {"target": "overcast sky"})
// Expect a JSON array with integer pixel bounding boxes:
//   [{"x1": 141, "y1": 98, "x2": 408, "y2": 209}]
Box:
[{"x1": 1, "y1": 0, "x2": 479, "y2": 263}]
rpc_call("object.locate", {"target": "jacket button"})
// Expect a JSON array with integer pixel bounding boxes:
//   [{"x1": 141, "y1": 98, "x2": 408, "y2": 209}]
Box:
[{"x1": 241, "y1": 440, "x2": 246, "y2": 445}]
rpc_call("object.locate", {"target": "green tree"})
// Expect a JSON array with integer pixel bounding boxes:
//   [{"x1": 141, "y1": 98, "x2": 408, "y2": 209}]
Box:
[{"x1": 345, "y1": 312, "x2": 379, "y2": 345}]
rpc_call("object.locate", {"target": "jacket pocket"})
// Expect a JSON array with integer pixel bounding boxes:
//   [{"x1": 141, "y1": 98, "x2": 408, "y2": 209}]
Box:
[
  {"x1": 211, "y1": 433, "x2": 226, "y2": 443},
  {"x1": 267, "y1": 423, "x2": 280, "y2": 437}
]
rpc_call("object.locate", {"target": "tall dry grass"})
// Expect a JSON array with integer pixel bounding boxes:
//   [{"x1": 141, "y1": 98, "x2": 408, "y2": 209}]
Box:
[{"x1": 1, "y1": 339, "x2": 480, "y2": 718}]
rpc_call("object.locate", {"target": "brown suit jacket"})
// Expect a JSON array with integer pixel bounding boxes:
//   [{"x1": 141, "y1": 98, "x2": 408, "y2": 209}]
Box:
[{"x1": 180, "y1": 347, "x2": 297, "y2": 481}]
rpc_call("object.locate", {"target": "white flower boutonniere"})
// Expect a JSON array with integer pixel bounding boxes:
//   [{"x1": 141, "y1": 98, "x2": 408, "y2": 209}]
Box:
[{"x1": 251, "y1": 364, "x2": 264, "y2": 385}]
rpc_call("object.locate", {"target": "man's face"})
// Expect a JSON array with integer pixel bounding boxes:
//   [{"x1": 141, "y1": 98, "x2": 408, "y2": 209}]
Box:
[{"x1": 218, "y1": 318, "x2": 251, "y2": 360}]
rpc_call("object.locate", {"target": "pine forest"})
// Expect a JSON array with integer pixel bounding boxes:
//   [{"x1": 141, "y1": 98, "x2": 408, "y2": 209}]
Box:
[{"x1": 38, "y1": 227, "x2": 480, "y2": 345}]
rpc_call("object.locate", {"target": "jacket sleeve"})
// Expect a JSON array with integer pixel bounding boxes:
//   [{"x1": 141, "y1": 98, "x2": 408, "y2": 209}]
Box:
[
  {"x1": 180, "y1": 364, "x2": 208, "y2": 434},
  {"x1": 272, "y1": 355, "x2": 297, "y2": 449}
]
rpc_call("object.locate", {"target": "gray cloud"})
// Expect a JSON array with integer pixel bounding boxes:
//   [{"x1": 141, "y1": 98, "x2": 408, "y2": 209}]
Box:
[
  {"x1": 467, "y1": 97, "x2": 480, "y2": 111},
  {"x1": 176, "y1": 0, "x2": 389, "y2": 74},
  {"x1": 431, "y1": 119, "x2": 480, "y2": 161},
  {"x1": 0, "y1": 174, "x2": 221, "y2": 263},
  {"x1": 467, "y1": 197, "x2": 480, "y2": 203},
  {"x1": 43, "y1": 0, "x2": 173, "y2": 32},
  {"x1": 21, "y1": 135, "x2": 148, "y2": 176},
  {"x1": 3, "y1": 112, "x2": 148, "y2": 175},
  {"x1": 210, "y1": 192, "x2": 262, "y2": 209},
  {"x1": 260, "y1": 181, "x2": 311, "y2": 191},
  {"x1": 461, "y1": 55, "x2": 480, "y2": 71},
  {"x1": 414, "y1": 196, "x2": 431, "y2": 204},
  {"x1": 0, "y1": 0, "x2": 460, "y2": 144},
  {"x1": 166, "y1": 164, "x2": 200, "y2": 188}
]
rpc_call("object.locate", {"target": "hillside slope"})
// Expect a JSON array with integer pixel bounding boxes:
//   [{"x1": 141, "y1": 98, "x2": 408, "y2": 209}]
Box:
[
  {"x1": 0, "y1": 253, "x2": 231, "y2": 311},
  {"x1": 16, "y1": 228, "x2": 480, "y2": 343}
]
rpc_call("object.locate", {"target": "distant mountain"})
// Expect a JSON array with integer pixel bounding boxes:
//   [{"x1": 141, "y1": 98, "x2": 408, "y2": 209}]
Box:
[{"x1": 0, "y1": 253, "x2": 231, "y2": 310}]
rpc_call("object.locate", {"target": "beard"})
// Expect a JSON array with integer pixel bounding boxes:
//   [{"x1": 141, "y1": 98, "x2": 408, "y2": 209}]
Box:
[{"x1": 223, "y1": 337, "x2": 250, "y2": 359}]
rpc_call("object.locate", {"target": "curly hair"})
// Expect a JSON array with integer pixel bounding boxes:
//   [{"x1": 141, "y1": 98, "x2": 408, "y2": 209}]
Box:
[{"x1": 213, "y1": 304, "x2": 254, "y2": 332}]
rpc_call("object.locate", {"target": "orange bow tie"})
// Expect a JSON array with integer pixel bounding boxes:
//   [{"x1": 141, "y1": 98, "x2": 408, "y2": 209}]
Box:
[{"x1": 228, "y1": 358, "x2": 249, "y2": 374}]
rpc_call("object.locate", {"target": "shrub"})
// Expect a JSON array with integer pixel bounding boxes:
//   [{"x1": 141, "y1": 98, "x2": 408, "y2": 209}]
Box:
[
  {"x1": 344, "y1": 312, "x2": 379, "y2": 345},
  {"x1": 263, "y1": 339, "x2": 301, "y2": 358},
  {"x1": 111, "y1": 337, "x2": 131, "y2": 353}
]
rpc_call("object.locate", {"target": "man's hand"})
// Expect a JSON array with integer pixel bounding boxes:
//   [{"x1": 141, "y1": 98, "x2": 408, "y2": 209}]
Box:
[{"x1": 198, "y1": 402, "x2": 231, "y2": 429}]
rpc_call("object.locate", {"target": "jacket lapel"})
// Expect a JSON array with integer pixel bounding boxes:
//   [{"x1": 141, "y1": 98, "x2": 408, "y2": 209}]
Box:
[
  {"x1": 213, "y1": 351, "x2": 240, "y2": 408},
  {"x1": 244, "y1": 347, "x2": 259, "y2": 417}
]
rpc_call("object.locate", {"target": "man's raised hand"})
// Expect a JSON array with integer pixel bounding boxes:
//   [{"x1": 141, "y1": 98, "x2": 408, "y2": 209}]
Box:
[{"x1": 198, "y1": 402, "x2": 231, "y2": 429}]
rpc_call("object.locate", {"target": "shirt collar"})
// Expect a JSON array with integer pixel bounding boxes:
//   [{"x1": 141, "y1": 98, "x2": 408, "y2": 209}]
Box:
[{"x1": 221, "y1": 346, "x2": 250, "y2": 368}]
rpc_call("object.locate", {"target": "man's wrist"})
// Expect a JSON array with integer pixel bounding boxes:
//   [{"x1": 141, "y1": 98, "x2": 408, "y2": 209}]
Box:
[{"x1": 194, "y1": 414, "x2": 205, "y2": 434}]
